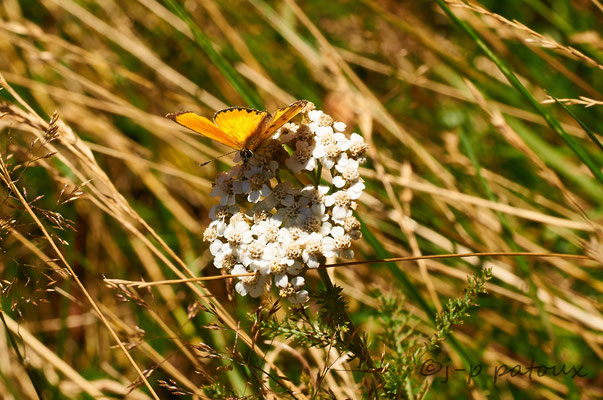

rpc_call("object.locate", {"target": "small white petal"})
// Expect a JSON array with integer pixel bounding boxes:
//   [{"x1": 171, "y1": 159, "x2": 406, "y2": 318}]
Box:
[
  {"x1": 291, "y1": 290, "x2": 309, "y2": 304},
  {"x1": 308, "y1": 110, "x2": 323, "y2": 121},
  {"x1": 350, "y1": 132, "x2": 364, "y2": 142},
  {"x1": 285, "y1": 157, "x2": 302, "y2": 173},
  {"x1": 333, "y1": 176, "x2": 346, "y2": 188},
  {"x1": 338, "y1": 139, "x2": 351, "y2": 151},
  {"x1": 331, "y1": 226, "x2": 345, "y2": 237},
  {"x1": 332, "y1": 206, "x2": 348, "y2": 221},
  {"x1": 273, "y1": 209, "x2": 287, "y2": 224},
  {"x1": 282, "y1": 195, "x2": 295, "y2": 207},
  {"x1": 232, "y1": 263, "x2": 246, "y2": 274},
  {"x1": 241, "y1": 232, "x2": 254, "y2": 244},
  {"x1": 334, "y1": 122, "x2": 346, "y2": 132},
  {"x1": 248, "y1": 191, "x2": 261, "y2": 203},
  {"x1": 305, "y1": 157, "x2": 316, "y2": 171},
  {"x1": 341, "y1": 249, "x2": 354, "y2": 259},
  {"x1": 312, "y1": 146, "x2": 327, "y2": 158},
  {"x1": 322, "y1": 237, "x2": 336, "y2": 256},
  {"x1": 209, "y1": 187, "x2": 221, "y2": 198},
  {"x1": 210, "y1": 240, "x2": 223, "y2": 256},
  {"x1": 242, "y1": 256, "x2": 253, "y2": 268},
  {"x1": 322, "y1": 157, "x2": 335, "y2": 170},
  {"x1": 291, "y1": 276, "x2": 305, "y2": 289},
  {"x1": 348, "y1": 181, "x2": 365, "y2": 199},
  {"x1": 260, "y1": 184, "x2": 271, "y2": 196},
  {"x1": 306, "y1": 257, "x2": 320, "y2": 269},
  {"x1": 320, "y1": 221, "x2": 333, "y2": 236},
  {"x1": 275, "y1": 274, "x2": 288, "y2": 288},
  {"x1": 235, "y1": 282, "x2": 248, "y2": 296},
  {"x1": 257, "y1": 263, "x2": 271, "y2": 275}
]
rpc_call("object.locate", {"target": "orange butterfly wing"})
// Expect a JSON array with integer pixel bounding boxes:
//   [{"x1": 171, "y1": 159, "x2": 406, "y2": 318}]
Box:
[
  {"x1": 248, "y1": 100, "x2": 308, "y2": 150},
  {"x1": 167, "y1": 100, "x2": 307, "y2": 154},
  {"x1": 166, "y1": 111, "x2": 242, "y2": 149},
  {"x1": 213, "y1": 107, "x2": 272, "y2": 149}
]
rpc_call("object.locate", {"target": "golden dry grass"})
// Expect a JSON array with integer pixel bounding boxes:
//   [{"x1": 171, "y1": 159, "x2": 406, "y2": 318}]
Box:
[{"x1": 0, "y1": 0, "x2": 601, "y2": 399}]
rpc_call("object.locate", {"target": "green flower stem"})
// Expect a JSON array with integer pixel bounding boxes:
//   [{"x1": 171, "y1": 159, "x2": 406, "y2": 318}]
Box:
[
  {"x1": 316, "y1": 268, "x2": 374, "y2": 369},
  {"x1": 314, "y1": 164, "x2": 323, "y2": 188}
]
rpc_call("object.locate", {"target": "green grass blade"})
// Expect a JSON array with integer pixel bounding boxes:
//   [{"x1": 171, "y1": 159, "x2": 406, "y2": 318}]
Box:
[
  {"x1": 163, "y1": 0, "x2": 264, "y2": 109},
  {"x1": 507, "y1": 118, "x2": 603, "y2": 201},
  {"x1": 435, "y1": 0, "x2": 603, "y2": 185},
  {"x1": 358, "y1": 215, "x2": 433, "y2": 317},
  {"x1": 0, "y1": 312, "x2": 46, "y2": 399},
  {"x1": 458, "y1": 126, "x2": 578, "y2": 394},
  {"x1": 547, "y1": 94, "x2": 603, "y2": 153}
]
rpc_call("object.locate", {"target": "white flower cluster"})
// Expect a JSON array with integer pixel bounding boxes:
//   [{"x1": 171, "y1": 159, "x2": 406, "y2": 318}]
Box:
[{"x1": 203, "y1": 104, "x2": 368, "y2": 303}]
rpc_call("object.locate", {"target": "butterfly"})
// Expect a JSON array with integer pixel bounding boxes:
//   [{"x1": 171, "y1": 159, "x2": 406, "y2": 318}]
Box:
[{"x1": 166, "y1": 100, "x2": 307, "y2": 163}]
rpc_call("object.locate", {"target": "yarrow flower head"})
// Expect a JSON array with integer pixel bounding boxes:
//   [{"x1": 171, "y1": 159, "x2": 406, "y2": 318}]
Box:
[{"x1": 203, "y1": 102, "x2": 368, "y2": 303}]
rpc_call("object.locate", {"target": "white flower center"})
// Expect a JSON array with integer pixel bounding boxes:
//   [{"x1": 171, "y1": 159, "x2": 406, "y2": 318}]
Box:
[
  {"x1": 265, "y1": 226, "x2": 279, "y2": 242},
  {"x1": 249, "y1": 173, "x2": 265, "y2": 190},
  {"x1": 271, "y1": 260, "x2": 288, "y2": 274},
  {"x1": 334, "y1": 234, "x2": 352, "y2": 250},
  {"x1": 285, "y1": 242, "x2": 302, "y2": 259},
  {"x1": 248, "y1": 242, "x2": 264, "y2": 259},
  {"x1": 213, "y1": 206, "x2": 230, "y2": 220},
  {"x1": 295, "y1": 148, "x2": 312, "y2": 164},
  {"x1": 289, "y1": 227, "x2": 303, "y2": 240},
  {"x1": 343, "y1": 216, "x2": 361, "y2": 233},
  {"x1": 326, "y1": 143, "x2": 341, "y2": 159},
  {"x1": 303, "y1": 188, "x2": 322, "y2": 205},
  {"x1": 222, "y1": 254, "x2": 236, "y2": 270},
  {"x1": 279, "y1": 285, "x2": 297, "y2": 298},
  {"x1": 318, "y1": 114, "x2": 334, "y2": 126},
  {"x1": 333, "y1": 191, "x2": 351, "y2": 207},
  {"x1": 242, "y1": 272, "x2": 260, "y2": 285},
  {"x1": 320, "y1": 134, "x2": 336, "y2": 147},
  {"x1": 228, "y1": 232, "x2": 242, "y2": 246},
  {"x1": 253, "y1": 209, "x2": 269, "y2": 223},
  {"x1": 273, "y1": 184, "x2": 290, "y2": 202},
  {"x1": 303, "y1": 215, "x2": 322, "y2": 233},
  {"x1": 296, "y1": 125, "x2": 313, "y2": 141},
  {"x1": 342, "y1": 166, "x2": 359, "y2": 182},
  {"x1": 349, "y1": 141, "x2": 368, "y2": 158},
  {"x1": 285, "y1": 204, "x2": 300, "y2": 219},
  {"x1": 203, "y1": 226, "x2": 217, "y2": 242},
  {"x1": 305, "y1": 238, "x2": 322, "y2": 256},
  {"x1": 230, "y1": 212, "x2": 247, "y2": 225}
]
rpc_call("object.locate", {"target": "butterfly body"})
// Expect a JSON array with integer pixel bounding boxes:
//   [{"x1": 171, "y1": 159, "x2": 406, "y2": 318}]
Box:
[{"x1": 167, "y1": 100, "x2": 307, "y2": 163}]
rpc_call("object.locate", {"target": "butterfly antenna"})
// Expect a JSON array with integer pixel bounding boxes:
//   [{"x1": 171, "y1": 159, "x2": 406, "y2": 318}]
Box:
[{"x1": 200, "y1": 149, "x2": 239, "y2": 166}]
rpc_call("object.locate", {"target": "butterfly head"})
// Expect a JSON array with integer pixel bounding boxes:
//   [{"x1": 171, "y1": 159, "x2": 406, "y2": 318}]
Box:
[{"x1": 240, "y1": 148, "x2": 254, "y2": 164}]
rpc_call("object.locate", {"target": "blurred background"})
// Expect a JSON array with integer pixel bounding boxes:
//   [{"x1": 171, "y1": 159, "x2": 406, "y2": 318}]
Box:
[{"x1": 0, "y1": 0, "x2": 601, "y2": 398}]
